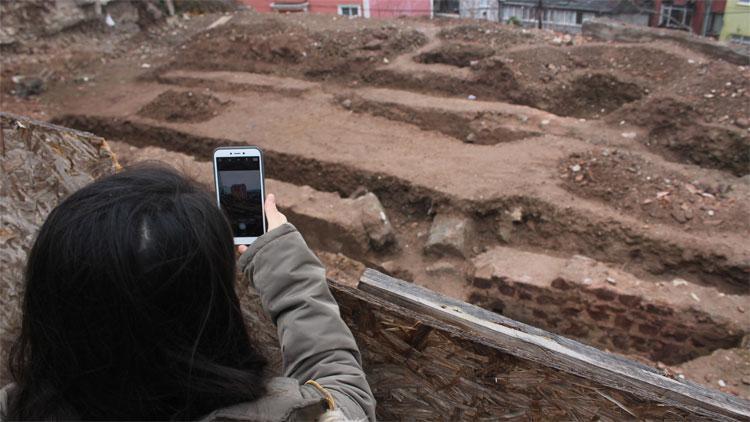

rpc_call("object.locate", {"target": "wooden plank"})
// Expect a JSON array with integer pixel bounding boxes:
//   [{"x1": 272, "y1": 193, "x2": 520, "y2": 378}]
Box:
[{"x1": 358, "y1": 268, "x2": 750, "y2": 421}]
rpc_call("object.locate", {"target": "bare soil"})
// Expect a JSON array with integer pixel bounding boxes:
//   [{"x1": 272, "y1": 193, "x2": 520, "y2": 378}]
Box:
[
  {"x1": 164, "y1": 15, "x2": 427, "y2": 80},
  {"x1": 560, "y1": 149, "x2": 749, "y2": 233},
  {"x1": 137, "y1": 89, "x2": 229, "y2": 122},
  {"x1": 677, "y1": 346, "x2": 750, "y2": 400},
  {"x1": 610, "y1": 96, "x2": 750, "y2": 176},
  {"x1": 3, "y1": 10, "x2": 749, "y2": 399},
  {"x1": 414, "y1": 43, "x2": 494, "y2": 67},
  {"x1": 437, "y1": 22, "x2": 544, "y2": 49},
  {"x1": 335, "y1": 92, "x2": 540, "y2": 144},
  {"x1": 547, "y1": 73, "x2": 643, "y2": 118}
]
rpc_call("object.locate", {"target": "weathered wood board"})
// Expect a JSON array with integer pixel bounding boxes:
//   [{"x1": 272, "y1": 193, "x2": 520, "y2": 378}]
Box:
[
  {"x1": 354, "y1": 269, "x2": 750, "y2": 421},
  {"x1": 237, "y1": 269, "x2": 749, "y2": 421}
]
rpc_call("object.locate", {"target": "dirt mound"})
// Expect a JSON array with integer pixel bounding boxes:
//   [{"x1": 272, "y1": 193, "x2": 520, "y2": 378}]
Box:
[
  {"x1": 169, "y1": 20, "x2": 427, "y2": 80},
  {"x1": 560, "y1": 149, "x2": 749, "y2": 233},
  {"x1": 548, "y1": 73, "x2": 642, "y2": 118},
  {"x1": 574, "y1": 45, "x2": 693, "y2": 82},
  {"x1": 303, "y1": 26, "x2": 427, "y2": 79},
  {"x1": 504, "y1": 45, "x2": 685, "y2": 90},
  {"x1": 666, "y1": 60, "x2": 750, "y2": 125},
  {"x1": 137, "y1": 90, "x2": 229, "y2": 122},
  {"x1": 415, "y1": 43, "x2": 494, "y2": 67},
  {"x1": 612, "y1": 97, "x2": 750, "y2": 176},
  {"x1": 609, "y1": 96, "x2": 699, "y2": 128},
  {"x1": 438, "y1": 23, "x2": 541, "y2": 49},
  {"x1": 169, "y1": 20, "x2": 306, "y2": 74}
]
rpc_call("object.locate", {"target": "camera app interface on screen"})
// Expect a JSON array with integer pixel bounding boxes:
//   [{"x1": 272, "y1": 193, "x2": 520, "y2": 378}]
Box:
[{"x1": 216, "y1": 156, "x2": 263, "y2": 237}]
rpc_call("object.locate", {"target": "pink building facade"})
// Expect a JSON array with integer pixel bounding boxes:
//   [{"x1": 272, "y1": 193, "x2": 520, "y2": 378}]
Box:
[
  {"x1": 239, "y1": 0, "x2": 431, "y2": 18},
  {"x1": 366, "y1": 0, "x2": 431, "y2": 17}
]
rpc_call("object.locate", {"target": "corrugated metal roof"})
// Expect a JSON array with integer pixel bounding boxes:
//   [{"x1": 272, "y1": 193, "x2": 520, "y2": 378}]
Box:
[{"x1": 499, "y1": 0, "x2": 647, "y2": 14}]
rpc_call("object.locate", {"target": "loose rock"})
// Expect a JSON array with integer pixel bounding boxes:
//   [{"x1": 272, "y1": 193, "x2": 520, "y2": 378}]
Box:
[
  {"x1": 12, "y1": 76, "x2": 44, "y2": 97},
  {"x1": 425, "y1": 261, "x2": 459, "y2": 276},
  {"x1": 509, "y1": 207, "x2": 523, "y2": 223},
  {"x1": 354, "y1": 192, "x2": 395, "y2": 251},
  {"x1": 425, "y1": 213, "x2": 473, "y2": 258},
  {"x1": 496, "y1": 223, "x2": 512, "y2": 243},
  {"x1": 380, "y1": 260, "x2": 414, "y2": 281}
]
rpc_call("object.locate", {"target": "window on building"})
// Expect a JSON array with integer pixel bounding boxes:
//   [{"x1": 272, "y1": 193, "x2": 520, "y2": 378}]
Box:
[
  {"x1": 338, "y1": 5, "x2": 360, "y2": 16},
  {"x1": 659, "y1": 3, "x2": 693, "y2": 30},
  {"x1": 501, "y1": 5, "x2": 587, "y2": 28},
  {"x1": 434, "y1": 0, "x2": 459, "y2": 14},
  {"x1": 730, "y1": 34, "x2": 750, "y2": 45},
  {"x1": 546, "y1": 8, "x2": 577, "y2": 26},
  {"x1": 501, "y1": 5, "x2": 537, "y2": 23},
  {"x1": 707, "y1": 13, "x2": 723, "y2": 37},
  {"x1": 738, "y1": 0, "x2": 750, "y2": 5}
]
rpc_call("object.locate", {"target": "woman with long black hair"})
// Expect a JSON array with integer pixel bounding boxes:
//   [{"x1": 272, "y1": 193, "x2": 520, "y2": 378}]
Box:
[{"x1": 1, "y1": 164, "x2": 375, "y2": 421}]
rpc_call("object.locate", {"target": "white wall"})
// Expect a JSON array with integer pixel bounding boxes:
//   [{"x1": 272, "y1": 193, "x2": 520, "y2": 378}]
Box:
[{"x1": 460, "y1": 0, "x2": 498, "y2": 21}]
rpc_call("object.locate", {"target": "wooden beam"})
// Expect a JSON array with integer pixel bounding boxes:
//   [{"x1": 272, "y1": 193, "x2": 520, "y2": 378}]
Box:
[{"x1": 358, "y1": 268, "x2": 750, "y2": 421}]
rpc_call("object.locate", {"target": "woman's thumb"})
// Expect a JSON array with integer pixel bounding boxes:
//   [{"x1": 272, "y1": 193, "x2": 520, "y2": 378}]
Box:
[
  {"x1": 265, "y1": 193, "x2": 287, "y2": 231},
  {"x1": 266, "y1": 193, "x2": 277, "y2": 213}
]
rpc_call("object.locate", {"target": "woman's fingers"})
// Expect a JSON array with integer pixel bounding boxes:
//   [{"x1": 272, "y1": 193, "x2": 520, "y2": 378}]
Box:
[
  {"x1": 236, "y1": 194, "x2": 287, "y2": 255},
  {"x1": 265, "y1": 193, "x2": 287, "y2": 232}
]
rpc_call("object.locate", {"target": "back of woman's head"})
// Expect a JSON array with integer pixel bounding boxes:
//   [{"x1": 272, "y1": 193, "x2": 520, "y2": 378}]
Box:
[{"x1": 7, "y1": 164, "x2": 267, "y2": 420}]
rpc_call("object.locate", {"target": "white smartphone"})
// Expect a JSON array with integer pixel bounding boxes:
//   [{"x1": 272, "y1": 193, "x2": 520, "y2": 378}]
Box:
[{"x1": 212, "y1": 147, "x2": 266, "y2": 245}]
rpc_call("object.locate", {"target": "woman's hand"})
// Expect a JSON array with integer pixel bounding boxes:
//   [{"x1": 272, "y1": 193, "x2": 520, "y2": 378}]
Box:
[{"x1": 237, "y1": 193, "x2": 287, "y2": 254}]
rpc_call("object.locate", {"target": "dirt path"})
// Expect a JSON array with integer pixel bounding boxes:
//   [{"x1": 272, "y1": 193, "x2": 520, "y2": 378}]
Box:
[{"x1": 382, "y1": 23, "x2": 472, "y2": 79}]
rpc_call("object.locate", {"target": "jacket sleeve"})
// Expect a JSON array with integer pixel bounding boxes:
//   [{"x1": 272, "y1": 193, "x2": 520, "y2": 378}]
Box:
[{"x1": 239, "y1": 223, "x2": 376, "y2": 421}]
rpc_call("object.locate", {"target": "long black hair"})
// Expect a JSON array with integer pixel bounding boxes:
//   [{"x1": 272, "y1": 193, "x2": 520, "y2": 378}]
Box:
[{"x1": 7, "y1": 164, "x2": 267, "y2": 419}]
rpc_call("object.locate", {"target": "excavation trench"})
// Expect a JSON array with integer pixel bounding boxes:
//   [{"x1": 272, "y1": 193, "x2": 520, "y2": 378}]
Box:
[
  {"x1": 335, "y1": 94, "x2": 541, "y2": 145},
  {"x1": 56, "y1": 115, "x2": 749, "y2": 294},
  {"x1": 609, "y1": 97, "x2": 750, "y2": 177},
  {"x1": 155, "y1": 67, "x2": 749, "y2": 177},
  {"x1": 361, "y1": 67, "x2": 644, "y2": 120},
  {"x1": 56, "y1": 115, "x2": 748, "y2": 365}
]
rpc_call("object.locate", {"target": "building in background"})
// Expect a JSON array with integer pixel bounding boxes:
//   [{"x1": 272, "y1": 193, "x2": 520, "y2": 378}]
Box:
[
  {"x1": 240, "y1": 0, "x2": 739, "y2": 41},
  {"x1": 651, "y1": 0, "x2": 726, "y2": 37},
  {"x1": 719, "y1": 0, "x2": 750, "y2": 44},
  {"x1": 460, "y1": 0, "x2": 498, "y2": 21},
  {"x1": 433, "y1": 0, "x2": 459, "y2": 16},
  {"x1": 240, "y1": 0, "x2": 430, "y2": 17},
  {"x1": 367, "y1": 0, "x2": 431, "y2": 17},
  {"x1": 497, "y1": 0, "x2": 651, "y2": 33}
]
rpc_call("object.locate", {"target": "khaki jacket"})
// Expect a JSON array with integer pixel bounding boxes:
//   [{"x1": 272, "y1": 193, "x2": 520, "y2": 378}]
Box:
[{"x1": 1, "y1": 224, "x2": 375, "y2": 421}]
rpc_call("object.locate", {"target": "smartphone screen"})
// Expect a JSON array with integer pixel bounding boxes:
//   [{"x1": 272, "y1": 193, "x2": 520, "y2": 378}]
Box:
[{"x1": 215, "y1": 155, "x2": 264, "y2": 239}]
